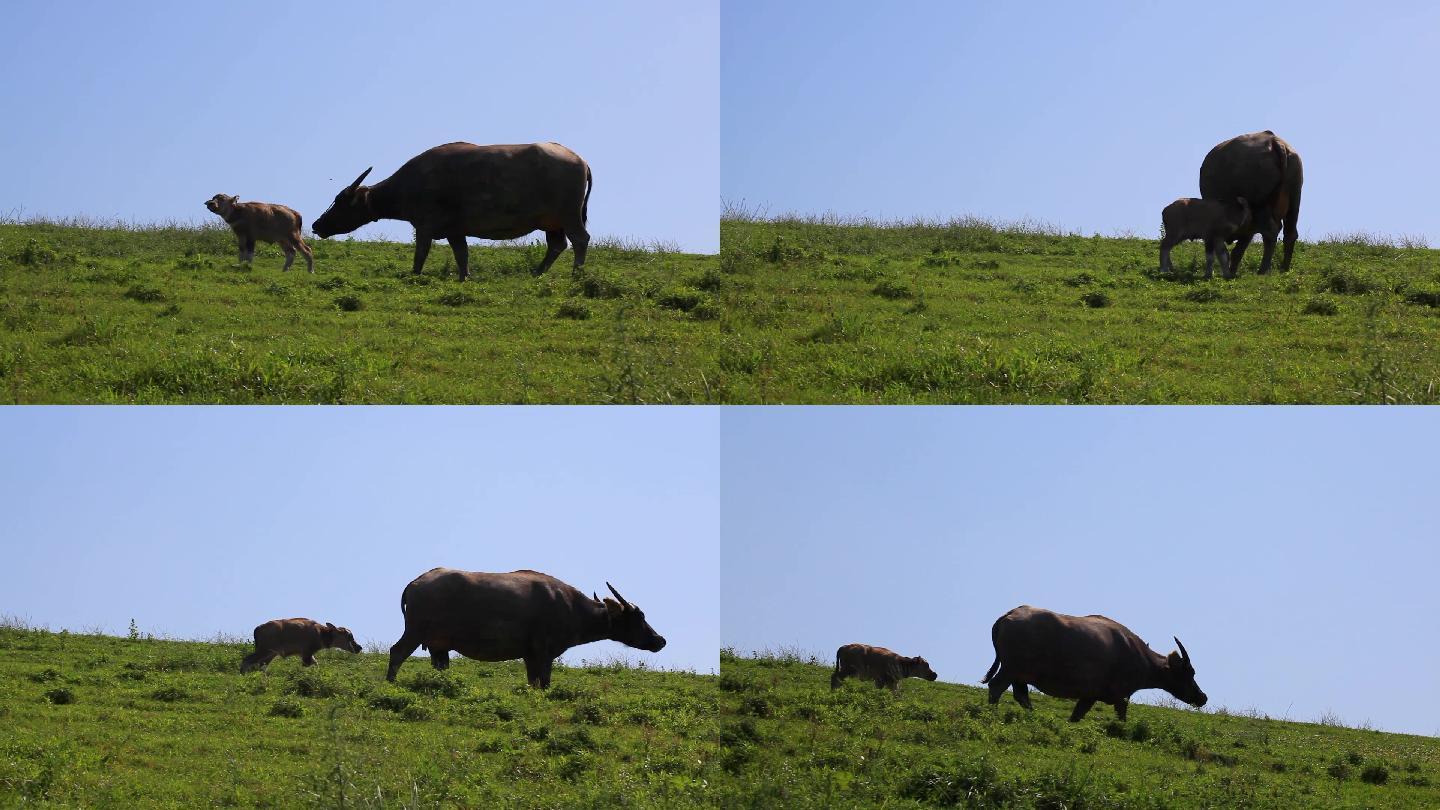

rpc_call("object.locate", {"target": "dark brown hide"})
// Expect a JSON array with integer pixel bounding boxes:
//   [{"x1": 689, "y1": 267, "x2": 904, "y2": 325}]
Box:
[
  {"x1": 239, "y1": 618, "x2": 361, "y2": 672},
  {"x1": 1159, "y1": 197, "x2": 1251, "y2": 279},
  {"x1": 204, "y1": 194, "x2": 313, "y2": 272},
  {"x1": 385, "y1": 568, "x2": 665, "y2": 688},
  {"x1": 312, "y1": 142, "x2": 591, "y2": 281},
  {"x1": 1199, "y1": 131, "x2": 1303, "y2": 274},
  {"x1": 831, "y1": 643, "x2": 939, "y2": 692},
  {"x1": 982, "y1": 605, "x2": 1206, "y2": 722}
]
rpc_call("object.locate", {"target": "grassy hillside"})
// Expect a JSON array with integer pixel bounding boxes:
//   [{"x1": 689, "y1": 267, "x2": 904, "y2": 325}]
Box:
[
  {"x1": 0, "y1": 221, "x2": 720, "y2": 403},
  {"x1": 0, "y1": 624, "x2": 718, "y2": 807},
  {"x1": 719, "y1": 652, "x2": 1440, "y2": 809},
  {"x1": 718, "y1": 216, "x2": 1440, "y2": 403}
]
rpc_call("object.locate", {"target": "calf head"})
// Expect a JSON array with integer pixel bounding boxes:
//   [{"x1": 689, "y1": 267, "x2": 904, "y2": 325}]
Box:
[
  {"x1": 321, "y1": 622, "x2": 363, "y2": 654},
  {"x1": 1228, "y1": 197, "x2": 1252, "y2": 235},
  {"x1": 312, "y1": 168, "x2": 373, "y2": 238},
  {"x1": 596, "y1": 582, "x2": 667, "y2": 653},
  {"x1": 205, "y1": 194, "x2": 240, "y2": 220},
  {"x1": 907, "y1": 656, "x2": 939, "y2": 681},
  {"x1": 1160, "y1": 636, "x2": 1207, "y2": 707}
]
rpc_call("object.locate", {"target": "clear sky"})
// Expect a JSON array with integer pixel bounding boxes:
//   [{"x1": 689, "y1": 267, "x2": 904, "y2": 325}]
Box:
[
  {"x1": 0, "y1": 1, "x2": 718, "y2": 252},
  {"x1": 1, "y1": 406, "x2": 719, "y2": 673},
  {"x1": 723, "y1": 1, "x2": 1440, "y2": 244},
  {"x1": 722, "y1": 407, "x2": 1440, "y2": 736}
]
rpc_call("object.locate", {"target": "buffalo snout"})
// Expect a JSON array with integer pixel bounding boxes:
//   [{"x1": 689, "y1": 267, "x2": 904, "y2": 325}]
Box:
[{"x1": 648, "y1": 636, "x2": 667, "y2": 653}]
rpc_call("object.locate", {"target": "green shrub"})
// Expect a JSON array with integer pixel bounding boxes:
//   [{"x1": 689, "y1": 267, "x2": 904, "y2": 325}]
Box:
[
  {"x1": 268, "y1": 697, "x2": 304, "y2": 718},
  {"x1": 333, "y1": 295, "x2": 363, "y2": 311}
]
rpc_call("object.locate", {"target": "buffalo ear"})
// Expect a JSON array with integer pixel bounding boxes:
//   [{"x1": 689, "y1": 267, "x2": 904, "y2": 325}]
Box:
[
  {"x1": 603, "y1": 598, "x2": 623, "y2": 617},
  {"x1": 326, "y1": 622, "x2": 336, "y2": 630},
  {"x1": 1166, "y1": 650, "x2": 1183, "y2": 668}
]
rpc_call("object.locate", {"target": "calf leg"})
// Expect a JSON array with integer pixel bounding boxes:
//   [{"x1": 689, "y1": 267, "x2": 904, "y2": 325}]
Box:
[
  {"x1": 1158, "y1": 235, "x2": 1180, "y2": 273},
  {"x1": 1113, "y1": 698, "x2": 1129, "y2": 721},
  {"x1": 301, "y1": 652, "x2": 317, "y2": 667},
  {"x1": 240, "y1": 650, "x2": 271, "y2": 673},
  {"x1": 282, "y1": 244, "x2": 296, "y2": 272},
  {"x1": 447, "y1": 235, "x2": 469, "y2": 281},
  {"x1": 1069, "y1": 698, "x2": 1097, "y2": 722},
  {"x1": 533, "y1": 229, "x2": 567, "y2": 276},
  {"x1": 1202, "y1": 241, "x2": 1216, "y2": 280},
  {"x1": 298, "y1": 239, "x2": 314, "y2": 273},
  {"x1": 831, "y1": 668, "x2": 848, "y2": 690},
  {"x1": 386, "y1": 630, "x2": 422, "y2": 682},
  {"x1": 429, "y1": 648, "x2": 450, "y2": 670}
]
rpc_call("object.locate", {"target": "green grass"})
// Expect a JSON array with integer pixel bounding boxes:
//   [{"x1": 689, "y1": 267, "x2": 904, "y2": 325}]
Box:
[
  {"x1": 718, "y1": 651, "x2": 1440, "y2": 808},
  {"x1": 0, "y1": 623, "x2": 718, "y2": 807},
  {"x1": 718, "y1": 214, "x2": 1440, "y2": 402},
  {"x1": 0, "y1": 220, "x2": 720, "y2": 403}
]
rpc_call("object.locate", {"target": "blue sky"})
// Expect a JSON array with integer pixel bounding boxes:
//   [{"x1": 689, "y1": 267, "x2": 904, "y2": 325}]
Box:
[
  {"x1": 0, "y1": 407, "x2": 719, "y2": 673},
  {"x1": 723, "y1": 1, "x2": 1440, "y2": 244},
  {"x1": 0, "y1": 1, "x2": 718, "y2": 252},
  {"x1": 723, "y1": 407, "x2": 1440, "y2": 736}
]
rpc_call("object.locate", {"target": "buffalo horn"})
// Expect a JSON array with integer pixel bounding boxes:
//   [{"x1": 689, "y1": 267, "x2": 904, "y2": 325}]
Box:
[
  {"x1": 606, "y1": 582, "x2": 632, "y2": 609},
  {"x1": 1174, "y1": 636, "x2": 1190, "y2": 661},
  {"x1": 348, "y1": 167, "x2": 372, "y2": 190}
]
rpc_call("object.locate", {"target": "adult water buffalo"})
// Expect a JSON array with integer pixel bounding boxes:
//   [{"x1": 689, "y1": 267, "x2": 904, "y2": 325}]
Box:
[
  {"x1": 981, "y1": 605, "x2": 1207, "y2": 722},
  {"x1": 1199, "y1": 130, "x2": 1302, "y2": 274},
  {"x1": 385, "y1": 568, "x2": 665, "y2": 688},
  {"x1": 239, "y1": 618, "x2": 361, "y2": 673},
  {"x1": 311, "y1": 142, "x2": 592, "y2": 281}
]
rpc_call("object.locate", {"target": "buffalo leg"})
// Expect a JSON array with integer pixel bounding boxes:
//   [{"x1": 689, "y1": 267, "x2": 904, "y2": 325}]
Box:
[
  {"x1": 567, "y1": 223, "x2": 589, "y2": 270},
  {"x1": 1256, "y1": 230, "x2": 1278, "y2": 275},
  {"x1": 1280, "y1": 191, "x2": 1300, "y2": 271},
  {"x1": 523, "y1": 656, "x2": 553, "y2": 689},
  {"x1": 411, "y1": 234, "x2": 433, "y2": 275},
  {"x1": 986, "y1": 671, "x2": 1012, "y2": 704},
  {"x1": 298, "y1": 240, "x2": 314, "y2": 274},
  {"x1": 1158, "y1": 235, "x2": 1180, "y2": 273},
  {"x1": 429, "y1": 648, "x2": 450, "y2": 670},
  {"x1": 386, "y1": 631, "x2": 422, "y2": 682},
  {"x1": 301, "y1": 652, "x2": 317, "y2": 667},
  {"x1": 533, "y1": 229, "x2": 567, "y2": 276},
  {"x1": 1012, "y1": 682, "x2": 1033, "y2": 710},
  {"x1": 1069, "y1": 699, "x2": 1097, "y2": 722},
  {"x1": 1113, "y1": 699, "x2": 1129, "y2": 721},
  {"x1": 447, "y1": 235, "x2": 469, "y2": 282},
  {"x1": 240, "y1": 650, "x2": 269, "y2": 673},
  {"x1": 1202, "y1": 241, "x2": 1215, "y2": 280},
  {"x1": 1228, "y1": 232, "x2": 1254, "y2": 276}
]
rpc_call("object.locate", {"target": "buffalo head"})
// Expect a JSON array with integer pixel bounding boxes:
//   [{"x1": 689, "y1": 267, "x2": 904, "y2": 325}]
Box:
[
  {"x1": 312, "y1": 168, "x2": 373, "y2": 238},
  {"x1": 205, "y1": 194, "x2": 239, "y2": 218},
  {"x1": 596, "y1": 582, "x2": 666, "y2": 653},
  {"x1": 323, "y1": 622, "x2": 363, "y2": 654},
  {"x1": 911, "y1": 656, "x2": 939, "y2": 681},
  {"x1": 1161, "y1": 637, "x2": 1207, "y2": 707}
]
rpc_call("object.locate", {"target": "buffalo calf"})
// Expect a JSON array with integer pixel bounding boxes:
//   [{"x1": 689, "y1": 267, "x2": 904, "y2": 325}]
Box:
[
  {"x1": 205, "y1": 194, "x2": 314, "y2": 272},
  {"x1": 1159, "y1": 197, "x2": 1251, "y2": 279},
  {"x1": 240, "y1": 618, "x2": 361, "y2": 673},
  {"x1": 831, "y1": 643, "x2": 938, "y2": 692}
]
